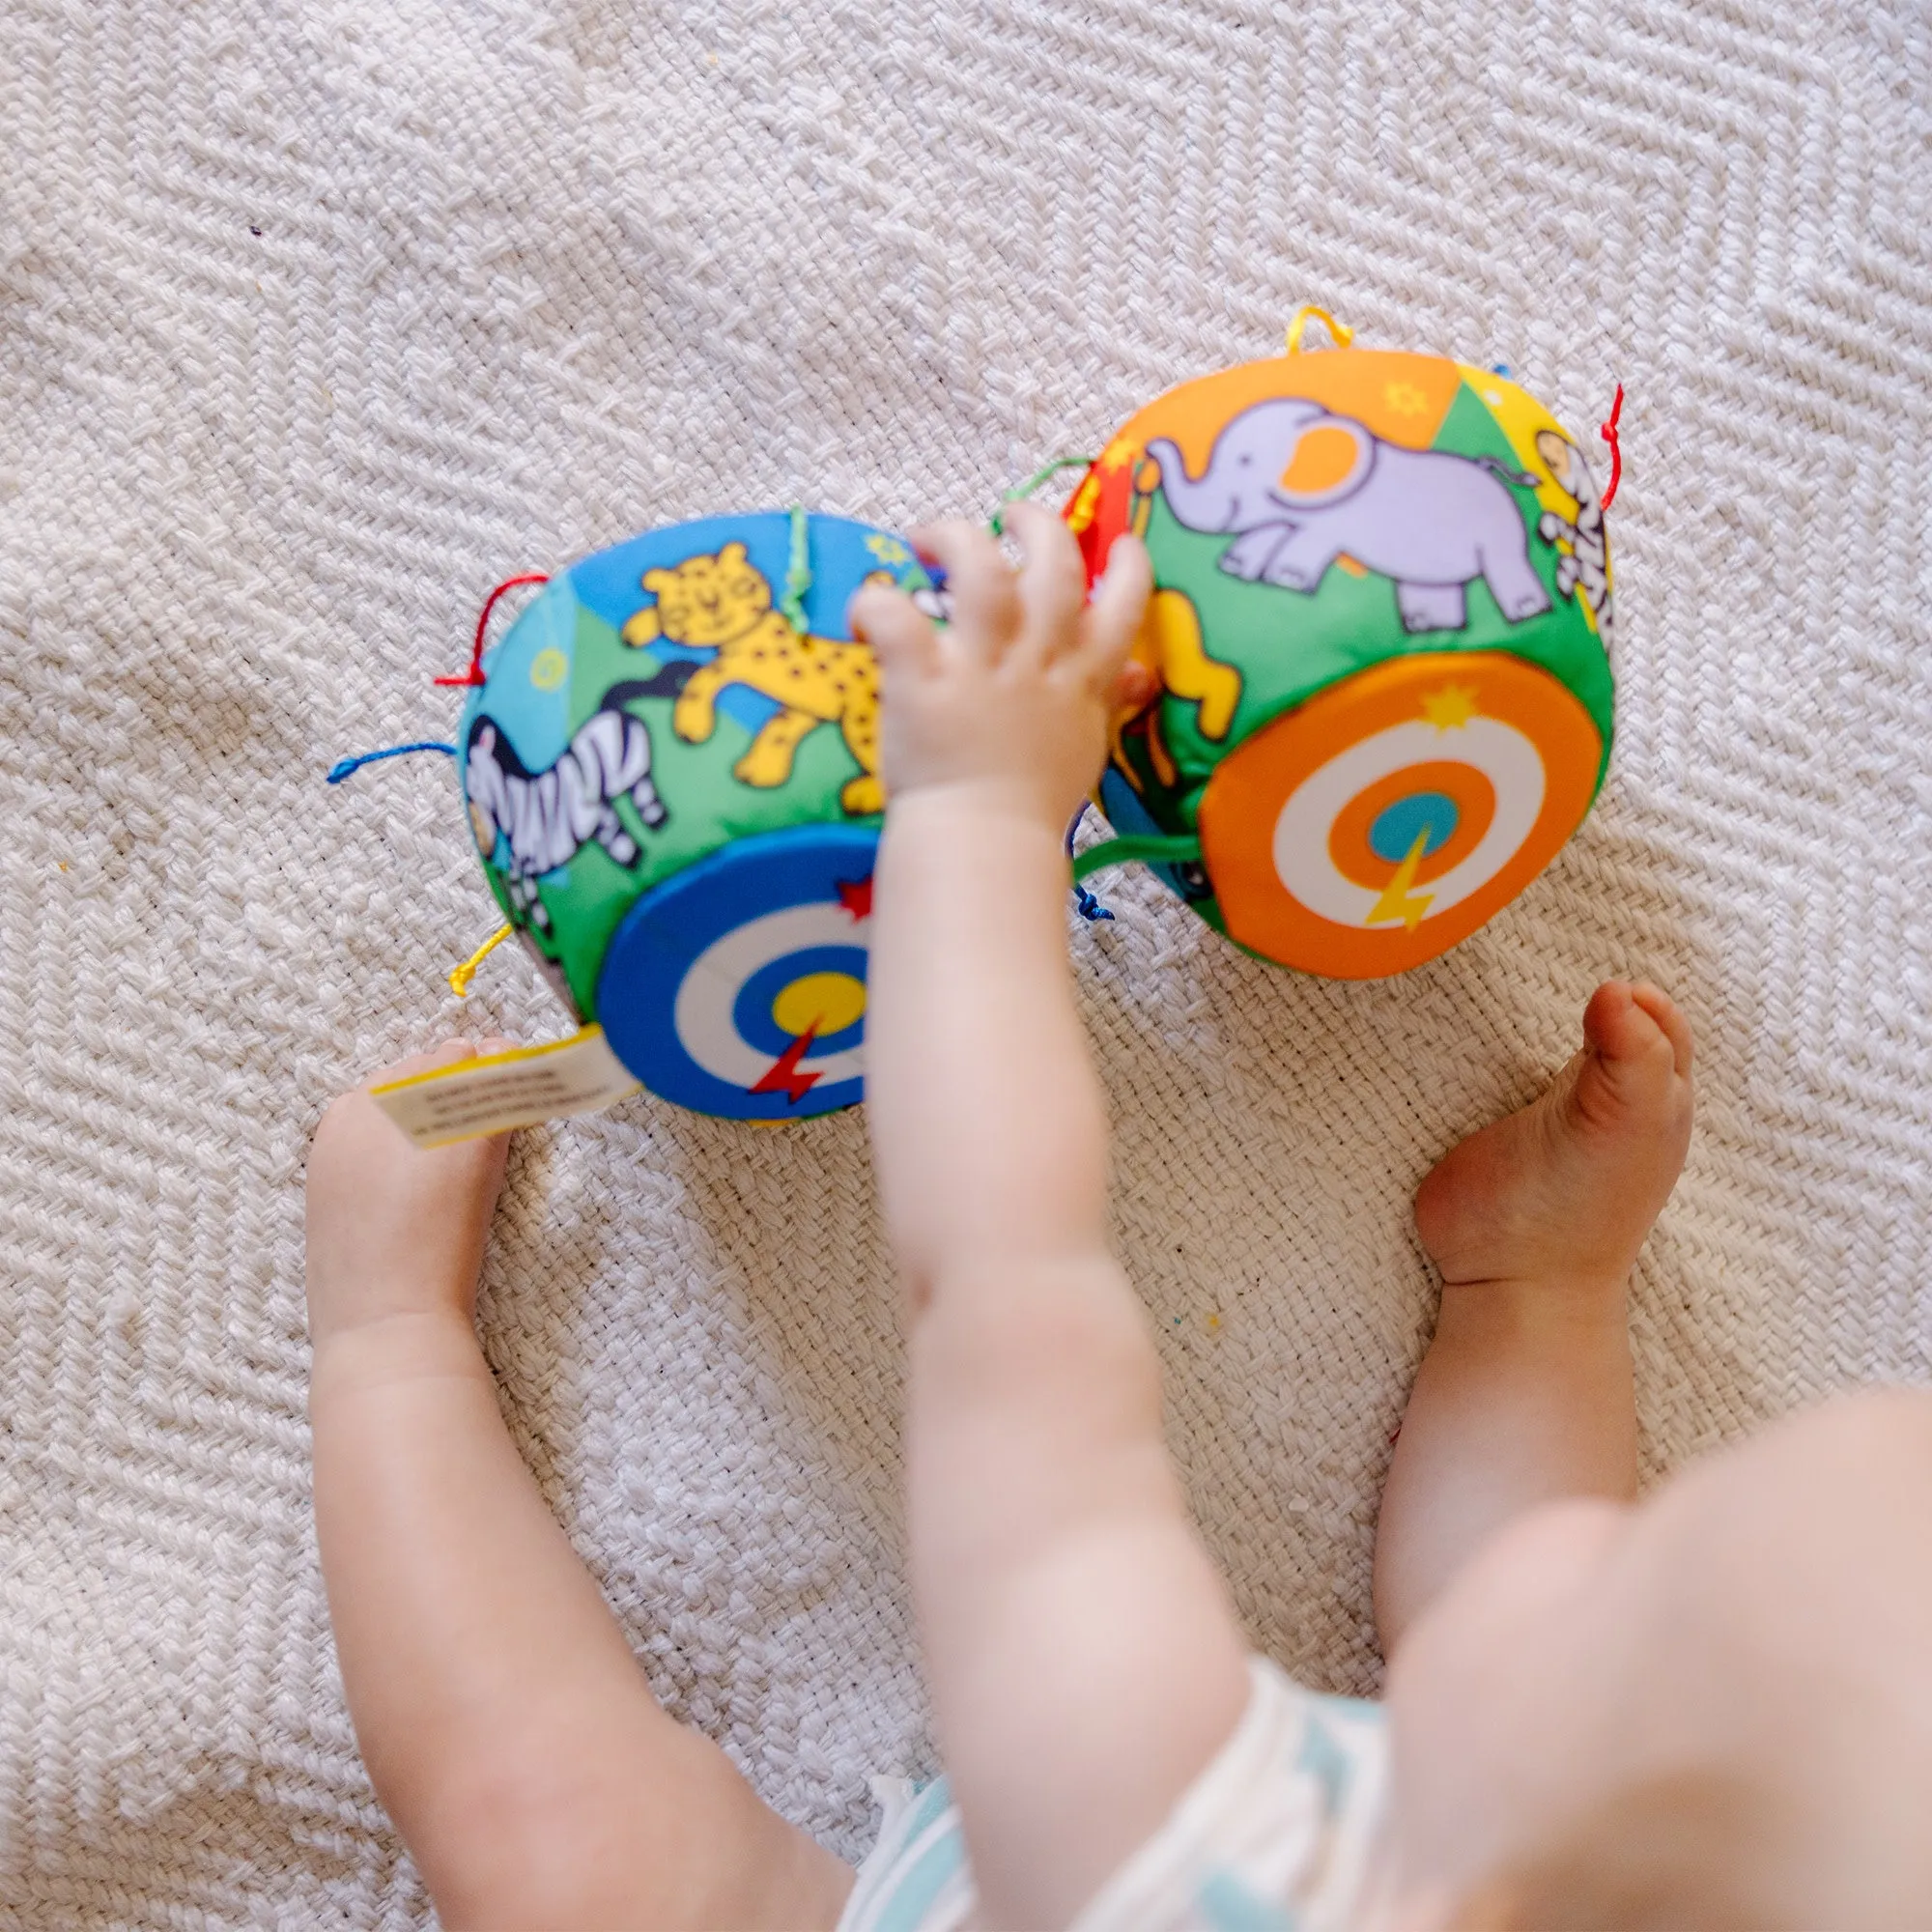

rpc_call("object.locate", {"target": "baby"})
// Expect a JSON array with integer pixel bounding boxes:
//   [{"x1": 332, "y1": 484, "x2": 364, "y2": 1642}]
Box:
[{"x1": 308, "y1": 507, "x2": 1932, "y2": 1930}]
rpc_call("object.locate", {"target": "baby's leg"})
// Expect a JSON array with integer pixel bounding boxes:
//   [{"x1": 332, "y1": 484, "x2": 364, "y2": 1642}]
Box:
[
  {"x1": 1373, "y1": 983, "x2": 1692, "y2": 1655},
  {"x1": 307, "y1": 1045, "x2": 851, "y2": 1931}
]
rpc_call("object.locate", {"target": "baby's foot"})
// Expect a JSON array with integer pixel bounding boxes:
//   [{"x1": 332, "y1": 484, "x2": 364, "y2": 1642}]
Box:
[
  {"x1": 305, "y1": 1039, "x2": 513, "y2": 1347},
  {"x1": 1413, "y1": 982, "x2": 1692, "y2": 1293}
]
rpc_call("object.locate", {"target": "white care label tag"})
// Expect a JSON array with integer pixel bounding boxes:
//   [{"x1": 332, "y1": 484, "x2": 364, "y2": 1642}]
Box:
[{"x1": 372, "y1": 1027, "x2": 641, "y2": 1149}]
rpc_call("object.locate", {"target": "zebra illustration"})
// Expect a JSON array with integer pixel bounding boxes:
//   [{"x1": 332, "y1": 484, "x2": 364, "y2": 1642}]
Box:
[
  {"x1": 465, "y1": 681, "x2": 668, "y2": 930},
  {"x1": 1534, "y1": 430, "x2": 1615, "y2": 655}
]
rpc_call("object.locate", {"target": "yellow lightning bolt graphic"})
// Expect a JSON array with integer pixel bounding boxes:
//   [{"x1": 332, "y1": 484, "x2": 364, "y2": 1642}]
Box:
[{"x1": 1365, "y1": 826, "x2": 1436, "y2": 931}]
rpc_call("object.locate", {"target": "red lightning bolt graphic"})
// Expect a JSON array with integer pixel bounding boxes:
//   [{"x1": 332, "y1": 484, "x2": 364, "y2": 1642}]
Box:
[
  {"x1": 837, "y1": 875, "x2": 873, "y2": 921},
  {"x1": 751, "y1": 1020, "x2": 821, "y2": 1105}
]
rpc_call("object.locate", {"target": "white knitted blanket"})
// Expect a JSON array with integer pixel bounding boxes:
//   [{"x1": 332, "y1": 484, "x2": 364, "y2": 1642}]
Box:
[{"x1": 3, "y1": 2, "x2": 1927, "y2": 1922}]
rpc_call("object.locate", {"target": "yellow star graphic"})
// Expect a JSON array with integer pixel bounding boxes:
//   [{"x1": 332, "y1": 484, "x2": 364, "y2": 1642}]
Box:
[
  {"x1": 1385, "y1": 381, "x2": 1429, "y2": 416},
  {"x1": 1066, "y1": 473, "x2": 1102, "y2": 535},
  {"x1": 1097, "y1": 436, "x2": 1141, "y2": 472},
  {"x1": 865, "y1": 534, "x2": 911, "y2": 565},
  {"x1": 1420, "y1": 683, "x2": 1480, "y2": 731}
]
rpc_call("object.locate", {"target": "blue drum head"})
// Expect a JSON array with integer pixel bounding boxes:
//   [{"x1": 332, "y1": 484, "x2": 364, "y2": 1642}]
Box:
[{"x1": 597, "y1": 825, "x2": 878, "y2": 1120}]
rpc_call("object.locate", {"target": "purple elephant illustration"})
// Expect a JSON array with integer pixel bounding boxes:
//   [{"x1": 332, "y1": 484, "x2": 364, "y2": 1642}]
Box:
[{"x1": 1146, "y1": 398, "x2": 1552, "y2": 634}]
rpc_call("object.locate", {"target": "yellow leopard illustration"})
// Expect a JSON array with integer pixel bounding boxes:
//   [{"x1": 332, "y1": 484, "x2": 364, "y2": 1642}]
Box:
[{"x1": 620, "y1": 541, "x2": 884, "y2": 816}]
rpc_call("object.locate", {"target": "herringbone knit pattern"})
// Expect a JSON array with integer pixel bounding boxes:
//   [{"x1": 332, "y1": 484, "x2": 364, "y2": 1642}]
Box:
[{"x1": 2, "y1": 2, "x2": 1927, "y2": 1922}]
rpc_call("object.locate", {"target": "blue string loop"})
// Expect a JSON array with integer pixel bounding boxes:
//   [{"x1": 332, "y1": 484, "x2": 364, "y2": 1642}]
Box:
[
  {"x1": 1065, "y1": 805, "x2": 1115, "y2": 922},
  {"x1": 326, "y1": 741, "x2": 458, "y2": 784}
]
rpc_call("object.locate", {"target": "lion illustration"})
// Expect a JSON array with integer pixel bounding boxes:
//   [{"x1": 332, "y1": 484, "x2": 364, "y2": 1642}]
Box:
[{"x1": 621, "y1": 542, "x2": 884, "y2": 816}]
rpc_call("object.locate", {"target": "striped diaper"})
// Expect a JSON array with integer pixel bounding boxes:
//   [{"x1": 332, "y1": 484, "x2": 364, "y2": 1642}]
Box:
[{"x1": 838, "y1": 1658, "x2": 1390, "y2": 1932}]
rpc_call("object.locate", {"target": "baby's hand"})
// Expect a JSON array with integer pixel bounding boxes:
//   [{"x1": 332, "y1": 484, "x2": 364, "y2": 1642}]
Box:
[
  {"x1": 305, "y1": 1040, "x2": 512, "y2": 1349},
  {"x1": 851, "y1": 503, "x2": 1153, "y2": 832}
]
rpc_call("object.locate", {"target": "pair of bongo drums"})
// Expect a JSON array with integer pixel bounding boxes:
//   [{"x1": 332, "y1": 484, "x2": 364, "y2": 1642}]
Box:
[{"x1": 447, "y1": 327, "x2": 1615, "y2": 1122}]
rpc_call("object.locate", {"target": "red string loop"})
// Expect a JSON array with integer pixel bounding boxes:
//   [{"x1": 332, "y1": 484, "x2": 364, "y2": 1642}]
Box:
[
  {"x1": 435, "y1": 572, "x2": 552, "y2": 688},
  {"x1": 1598, "y1": 384, "x2": 1624, "y2": 512}
]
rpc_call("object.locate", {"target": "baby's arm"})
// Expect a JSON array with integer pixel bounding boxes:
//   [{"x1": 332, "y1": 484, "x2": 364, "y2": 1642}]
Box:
[
  {"x1": 853, "y1": 509, "x2": 1252, "y2": 1929},
  {"x1": 305, "y1": 1046, "x2": 850, "y2": 1931}
]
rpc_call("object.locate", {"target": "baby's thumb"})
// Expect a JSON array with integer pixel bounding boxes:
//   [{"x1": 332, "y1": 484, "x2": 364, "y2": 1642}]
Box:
[
  {"x1": 1110, "y1": 659, "x2": 1160, "y2": 713},
  {"x1": 1081, "y1": 534, "x2": 1153, "y2": 684}
]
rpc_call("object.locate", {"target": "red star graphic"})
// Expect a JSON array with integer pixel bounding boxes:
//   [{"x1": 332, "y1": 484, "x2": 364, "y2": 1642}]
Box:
[{"x1": 837, "y1": 875, "x2": 873, "y2": 921}]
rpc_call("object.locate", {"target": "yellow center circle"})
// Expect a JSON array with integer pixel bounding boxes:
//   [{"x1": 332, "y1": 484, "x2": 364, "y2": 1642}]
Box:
[
  {"x1": 772, "y1": 972, "x2": 867, "y2": 1038},
  {"x1": 529, "y1": 647, "x2": 569, "y2": 691}
]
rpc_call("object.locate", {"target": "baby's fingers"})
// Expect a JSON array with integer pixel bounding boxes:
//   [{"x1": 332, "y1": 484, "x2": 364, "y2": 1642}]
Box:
[
  {"x1": 1000, "y1": 499, "x2": 1087, "y2": 662},
  {"x1": 850, "y1": 579, "x2": 939, "y2": 679},
  {"x1": 911, "y1": 519, "x2": 1020, "y2": 660},
  {"x1": 1075, "y1": 534, "x2": 1153, "y2": 688}
]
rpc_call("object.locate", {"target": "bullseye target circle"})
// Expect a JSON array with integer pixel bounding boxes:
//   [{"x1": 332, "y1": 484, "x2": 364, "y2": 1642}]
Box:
[
  {"x1": 596, "y1": 826, "x2": 878, "y2": 1119},
  {"x1": 1197, "y1": 652, "x2": 1603, "y2": 979},
  {"x1": 1324, "y1": 760, "x2": 1495, "y2": 892}
]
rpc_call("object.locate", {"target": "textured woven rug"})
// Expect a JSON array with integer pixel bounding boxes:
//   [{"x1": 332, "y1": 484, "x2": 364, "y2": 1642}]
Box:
[{"x1": 4, "y1": 1, "x2": 1929, "y2": 1922}]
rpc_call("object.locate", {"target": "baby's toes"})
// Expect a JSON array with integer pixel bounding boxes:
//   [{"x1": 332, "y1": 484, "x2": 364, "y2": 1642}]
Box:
[
  {"x1": 1583, "y1": 982, "x2": 1673, "y2": 1068},
  {"x1": 1629, "y1": 980, "x2": 1693, "y2": 1077},
  {"x1": 1576, "y1": 983, "x2": 1691, "y2": 1132}
]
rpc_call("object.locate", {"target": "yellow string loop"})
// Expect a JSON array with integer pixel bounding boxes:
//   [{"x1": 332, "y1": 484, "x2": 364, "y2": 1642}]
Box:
[
  {"x1": 1284, "y1": 304, "x2": 1354, "y2": 355},
  {"x1": 448, "y1": 922, "x2": 514, "y2": 998}
]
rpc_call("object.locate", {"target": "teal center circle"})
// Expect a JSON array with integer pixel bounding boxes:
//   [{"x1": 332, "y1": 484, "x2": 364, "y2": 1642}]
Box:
[{"x1": 1369, "y1": 792, "x2": 1458, "y2": 863}]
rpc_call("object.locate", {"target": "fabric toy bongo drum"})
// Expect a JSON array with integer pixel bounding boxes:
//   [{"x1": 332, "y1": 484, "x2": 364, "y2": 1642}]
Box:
[
  {"x1": 1068, "y1": 310, "x2": 1616, "y2": 979},
  {"x1": 384, "y1": 509, "x2": 934, "y2": 1134}
]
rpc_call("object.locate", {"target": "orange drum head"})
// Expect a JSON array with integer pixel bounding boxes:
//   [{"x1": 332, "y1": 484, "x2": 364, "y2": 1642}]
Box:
[{"x1": 1197, "y1": 652, "x2": 1603, "y2": 978}]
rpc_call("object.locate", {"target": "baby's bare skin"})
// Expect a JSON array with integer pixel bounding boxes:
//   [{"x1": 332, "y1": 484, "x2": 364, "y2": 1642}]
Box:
[
  {"x1": 308, "y1": 507, "x2": 1931, "y2": 1929},
  {"x1": 1375, "y1": 980, "x2": 1694, "y2": 1649},
  {"x1": 307, "y1": 1044, "x2": 853, "y2": 1929}
]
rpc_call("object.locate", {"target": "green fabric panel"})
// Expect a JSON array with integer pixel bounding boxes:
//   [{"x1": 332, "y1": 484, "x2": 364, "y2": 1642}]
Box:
[
  {"x1": 1426, "y1": 382, "x2": 1616, "y2": 763},
  {"x1": 1138, "y1": 382, "x2": 1614, "y2": 838},
  {"x1": 1110, "y1": 698, "x2": 1209, "y2": 838},
  {"x1": 488, "y1": 602, "x2": 883, "y2": 1021}
]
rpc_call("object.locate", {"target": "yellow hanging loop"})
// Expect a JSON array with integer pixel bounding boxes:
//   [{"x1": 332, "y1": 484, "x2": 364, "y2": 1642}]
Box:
[
  {"x1": 1284, "y1": 305, "x2": 1354, "y2": 355},
  {"x1": 448, "y1": 922, "x2": 514, "y2": 998}
]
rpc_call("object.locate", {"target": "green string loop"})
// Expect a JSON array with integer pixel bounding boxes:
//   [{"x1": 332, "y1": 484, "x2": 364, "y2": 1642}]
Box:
[
  {"x1": 1069, "y1": 833, "x2": 1203, "y2": 885},
  {"x1": 990, "y1": 455, "x2": 1098, "y2": 536},
  {"x1": 781, "y1": 501, "x2": 811, "y2": 632}
]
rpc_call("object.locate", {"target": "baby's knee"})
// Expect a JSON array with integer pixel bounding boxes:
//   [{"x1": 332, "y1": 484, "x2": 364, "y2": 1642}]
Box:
[
  {"x1": 1746, "y1": 1385, "x2": 1932, "y2": 1509},
  {"x1": 1810, "y1": 1382, "x2": 1932, "y2": 1455}
]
